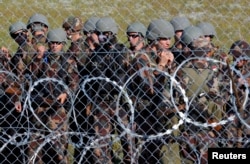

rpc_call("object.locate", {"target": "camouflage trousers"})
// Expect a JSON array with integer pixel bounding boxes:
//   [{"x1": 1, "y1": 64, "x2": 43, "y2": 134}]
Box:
[
  {"x1": 27, "y1": 106, "x2": 69, "y2": 164},
  {"x1": 92, "y1": 100, "x2": 132, "y2": 164}
]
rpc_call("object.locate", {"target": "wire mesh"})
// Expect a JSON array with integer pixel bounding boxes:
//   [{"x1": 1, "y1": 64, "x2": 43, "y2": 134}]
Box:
[{"x1": 0, "y1": 1, "x2": 250, "y2": 164}]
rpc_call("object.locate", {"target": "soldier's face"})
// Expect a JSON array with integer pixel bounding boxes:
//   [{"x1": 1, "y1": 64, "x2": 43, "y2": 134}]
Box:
[
  {"x1": 127, "y1": 32, "x2": 142, "y2": 47},
  {"x1": 157, "y1": 38, "x2": 171, "y2": 50},
  {"x1": 11, "y1": 30, "x2": 28, "y2": 45},
  {"x1": 175, "y1": 30, "x2": 183, "y2": 40},
  {"x1": 49, "y1": 42, "x2": 64, "y2": 53}
]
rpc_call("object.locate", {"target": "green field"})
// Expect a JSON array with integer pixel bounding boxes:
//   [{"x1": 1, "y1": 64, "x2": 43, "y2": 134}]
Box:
[{"x1": 1, "y1": 0, "x2": 249, "y2": 53}]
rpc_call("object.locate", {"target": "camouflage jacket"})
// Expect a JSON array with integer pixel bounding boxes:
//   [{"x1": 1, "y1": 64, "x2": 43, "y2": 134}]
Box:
[
  {"x1": 177, "y1": 61, "x2": 226, "y2": 124},
  {"x1": 66, "y1": 37, "x2": 90, "y2": 85},
  {"x1": 10, "y1": 42, "x2": 36, "y2": 78},
  {"x1": 0, "y1": 51, "x2": 21, "y2": 103},
  {"x1": 30, "y1": 51, "x2": 79, "y2": 103},
  {"x1": 85, "y1": 43, "x2": 129, "y2": 98}
]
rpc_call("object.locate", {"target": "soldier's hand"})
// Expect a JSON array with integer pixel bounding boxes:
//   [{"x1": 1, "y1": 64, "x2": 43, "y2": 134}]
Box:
[
  {"x1": 0, "y1": 73, "x2": 5, "y2": 83},
  {"x1": 15, "y1": 101, "x2": 22, "y2": 112},
  {"x1": 157, "y1": 50, "x2": 174, "y2": 68},
  {"x1": 57, "y1": 93, "x2": 67, "y2": 104}
]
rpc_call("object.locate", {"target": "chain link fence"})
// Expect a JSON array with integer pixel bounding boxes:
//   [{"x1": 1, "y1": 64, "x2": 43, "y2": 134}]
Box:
[{"x1": 0, "y1": 0, "x2": 250, "y2": 164}]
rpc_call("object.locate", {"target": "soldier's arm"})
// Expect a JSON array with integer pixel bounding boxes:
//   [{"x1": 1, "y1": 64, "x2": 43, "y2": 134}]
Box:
[
  {"x1": 156, "y1": 50, "x2": 174, "y2": 72},
  {"x1": 4, "y1": 81, "x2": 23, "y2": 112}
]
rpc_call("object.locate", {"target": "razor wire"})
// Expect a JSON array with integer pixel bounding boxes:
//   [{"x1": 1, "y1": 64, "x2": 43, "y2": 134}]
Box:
[{"x1": 0, "y1": 56, "x2": 249, "y2": 163}]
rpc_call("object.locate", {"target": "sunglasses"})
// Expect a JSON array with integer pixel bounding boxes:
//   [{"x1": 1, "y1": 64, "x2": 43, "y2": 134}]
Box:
[
  {"x1": 128, "y1": 34, "x2": 140, "y2": 38},
  {"x1": 95, "y1": 31, "x2": 112, "y2": 36},
  {"x1": 49, "y1": 42, "x2": 62, "y2": 45},
  {"x1": 10, "y1": 31, "x2": 27, "y2": 39}
]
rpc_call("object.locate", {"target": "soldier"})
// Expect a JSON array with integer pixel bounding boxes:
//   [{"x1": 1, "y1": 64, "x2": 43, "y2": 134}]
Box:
[
  {"x1": 62, "y1": 16, "x2": 96, "y2": 164},
  {"x1": 222, "y1": 40, "x2": 250, "y2": 148},
  {"x1": 0, "y1": 21, "x2": 33, "y2": 164},
  {"x1": 127, "y1": 19, "x2": 181, "y2": 164},
  {"x1": 145, "y1": 19, "x2": 175, "y2": 73},
  {"x1": 0, "y1": 47, "x2": 23, "y2": 164},
  {"x1": 196, "y1": 22, "x2": 217, "y2": 45},
  {"x1": 26, "y1": 13, "x2": 50, "y2": 68},
  {"x1": 62, "y1": 16, "x2": 85, "y2": 90},
  {"x1": 84, "y1": 16, "x2": 130, "y2": 163},
  {"x1": 27, "y1": 13, "x2": 49, "y2": 45},
  {"x1": 177, "y1": 26, "x2": 225, "y2": 163},
  {"x1": 0, "y1": 21, "x2": 25, "y2": 162},
  {"x1": 177, "y1": 25, "x2": 206, "y2": 67},
  {"x1": 170, "y1": 16, "x2": 191, "y2": 65},
  {"x1": 2, "y1": 21, "x2": 34, "y2": 80},
  {"x1": 27, "y1": 28, "x2": 71, "y2": 164},
  {"x1": 83, "y1": 16, "x2": 100, "y2": 52},
  {"x1": 126, "y1": 21, "x2": 147, "y2": 56}
]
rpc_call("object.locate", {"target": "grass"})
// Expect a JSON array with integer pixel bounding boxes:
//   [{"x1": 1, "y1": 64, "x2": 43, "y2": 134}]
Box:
[{"x1": 0, "y1": 0, "x2": 250, "y2": 53}]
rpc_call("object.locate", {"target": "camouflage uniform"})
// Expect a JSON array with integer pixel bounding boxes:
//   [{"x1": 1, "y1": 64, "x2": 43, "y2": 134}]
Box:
[
  {"x1": 86, "y1": 42, "x2": 129, "y2": 164},
  {"x1": 176, "y1": 27, "x2": 226, "y2": 163},
  {"x1": 8, "y1": 21, "x2": 35, "y2": 86},
  {"x1": 84, "y1": 16, "x2": 130, "y2": 163},
  {"x1": 0, "y1": 21, "x2": 33, "y2": 164},
  {"x1": 221, "y1": 40, "x2": 250, "y2": 148},
  {"x1": 27, "y1": 28, "x2": 73, "y2": 164},
  {"x1": 127, "y1": 51, "x2": 168, "y2": 163},
  {"x1": 83, "y1": 16, "x2": 100, "y2": 52},
  {"x1": 26, "y1": 13, "x2": 50, "y2": 67},
  {"x1": 0, "y1": 49, "x2": 24, "y2": 164},
  {"x1": 62, "y1": 16, "x2": 96, "y2": 164},
  {"x1": 127, "y1": 19, "x2": 182, "y2": 164}
]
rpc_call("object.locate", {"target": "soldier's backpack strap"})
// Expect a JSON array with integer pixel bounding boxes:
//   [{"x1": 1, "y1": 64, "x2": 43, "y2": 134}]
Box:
[{"x1": 182, "y1": 67, "x2": 213, "y2": 98}]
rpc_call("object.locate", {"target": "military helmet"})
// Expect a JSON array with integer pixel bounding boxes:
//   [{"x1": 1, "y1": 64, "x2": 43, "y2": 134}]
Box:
[
  {"x1": 95, "y1": 16, "x2": 118, "y2": 34},
  {"x1": 126, "y1": 22, "x2": 147, "y2": 37},
  {"x1": 47, "y1": 28, "x2": 67, "y2": 43},
  {"x1": 180, "y1": 26, "x2": 204, "y2": 45},
  {"x1": 196, "y1": 22, "x2": 216, "y2": 37},
  {"x1": 229, "y1": 40, "x2": 250, "y2": 58},
  {"x1": 170, "y1": 16, "x2": 191, "y2": 32},
  {"x1": 146, "y1": 19, "x2": 174, "y2": 41},
  {"x1": 9, "y1": 21, "x2": 27, "y2": 34},
  {"x1": 62, "y1": 16, "x2": 83, "y2": 32},
  {"x1": 27, "y1": 13, "x2": 49, "y2": 29},
  {"x1": 83, "y1": 16, "x2": 100, "y2": 33}
]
